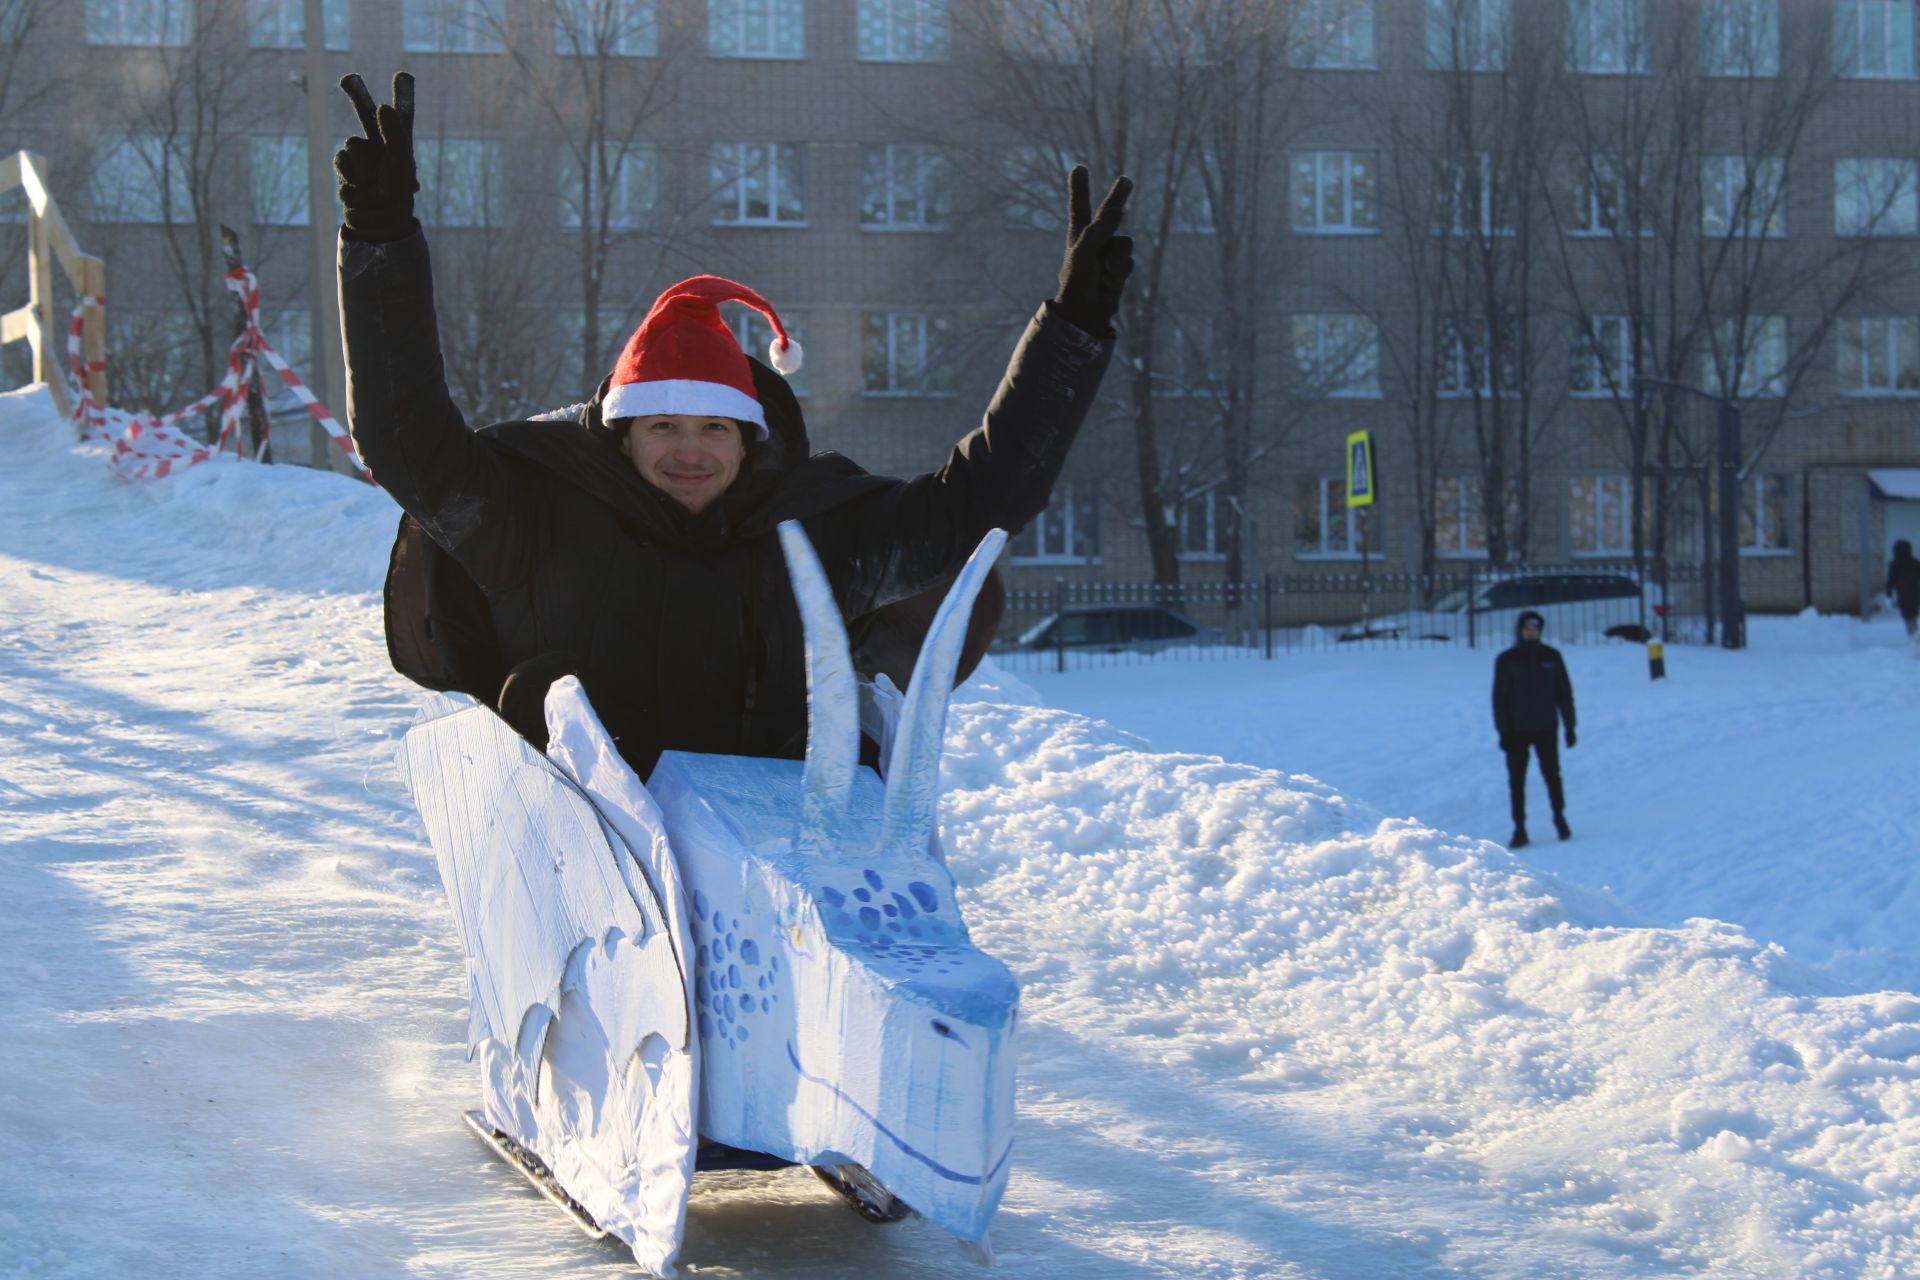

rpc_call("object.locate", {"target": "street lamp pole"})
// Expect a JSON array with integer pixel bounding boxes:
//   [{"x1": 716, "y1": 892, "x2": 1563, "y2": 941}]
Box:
[{"x1": 1636, "y1": 376, "x2": 1745, "y2": 650}]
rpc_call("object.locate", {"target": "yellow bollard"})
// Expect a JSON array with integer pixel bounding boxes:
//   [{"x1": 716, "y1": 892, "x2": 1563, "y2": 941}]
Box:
[{"x1": 1648, "y1": 640, "x2": 1666, "y2": 680}]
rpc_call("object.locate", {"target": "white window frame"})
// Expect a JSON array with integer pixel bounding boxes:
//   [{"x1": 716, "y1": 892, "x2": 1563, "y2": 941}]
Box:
[
  {"x1": 1010, "y1": 480, "x2": 1100, "y2": 564},
  {"x1": 1570, "y1": 314, "x2": 1633, "y2": 398},
  {"x1": 1291, "y1": 150, "x2": 1378, "y2": 235},
  {"x1": 1839, "y1": 315, "x2": 1920, "y2": 395},
  {"x1": 561, "y1": 142, "x2": 657, "y2": 232},
  {"x1": 1442, "y1": 152, "x2": 1509, "y2": 237},
  {"x1": 415, "y1": 138, "x2": 502, "y2": 227},
  {"x1": 403, "y1": 0, "x2": 505, "y2": 53},
  {"x1": 1569, "y1": 473, "x2": 1633, "y2": 556},
  {"x1": 91, "y1": 134, "x2": 194, "y2": 224},
  {"x1": 1701, "y1": 154, "x2": 1787, "y2": 238},
  {"x1": 1739, "y1": 472, "x2": 1792, "y2": 553},
  {"x1": 1291, "y1": 0, "x2": 1375, "y2": 69},
  {"x1": 1178, "y1": 488, "x2": 1229, "y2": 561},
  {"x1": 1295, "y1": 475, "x2": 1376, "y2": 559},
  {"x1": 1435, "y1": 474, "x2": 1489, "y2": 558},
  {"x1": 711, "y1": 142, "x2": 806, "y2": 226},
  {"x1": 1437, "y1": 317, "x2": 1519, "y2": 398},
  {"x1": 1700, "y1": 0, "x2": 1779, "y2": 76},
  {"x1": 1836, "y1": 0, "x2": 1916, "y2": 79},
  {"x1": 1835, "y1": 157, "x2": 1919, "y2": 236},
  {"x1": 731, "y1": 308, "x2": 808, "y2": 396},
  {"x1": 860, "y1": 144, "x2": 951, "y2": 231},
  {"x1": 555, "y1": 0, "x2": 658, "y2": 56},
  {"x1": 709, "y1": 0, "x2": 805, "y2": 58},
  {"x1": 862, "y1": 310, "x2": 956, "y2": 397},
  {"x1": 86, "y1": 0, "x2": 191, "y2": 45},
  {"x1": 249, "y1": 135, "x2": 309, "y2": 227},
  {"x1": 1425, "y1": 0, "x2": 1506, "y2": 71},
  {"x1": 856, "y1": 0, "x2": 949, "y2": 61},
  {"x1": 1565, "y1": 0, "x2": 1648, "y2": 74},
  {"x1": 1292, "y1": 313, "x2": 1381, "y2": 398},
  {"x1": 1704, "y1": 315, "x2": 1789, "y2": 399},
  {"x1": 248, "y1": 0, "x2": 349, "y2": 49},
  {"x1": 1568, "y1": 154, "x2": 1649, "y2": 237}
]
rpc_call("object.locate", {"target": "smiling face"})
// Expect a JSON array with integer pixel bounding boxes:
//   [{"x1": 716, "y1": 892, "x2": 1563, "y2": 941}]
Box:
[{"x1": 619, "y1": 414, "x2": 747, "y2": 514}]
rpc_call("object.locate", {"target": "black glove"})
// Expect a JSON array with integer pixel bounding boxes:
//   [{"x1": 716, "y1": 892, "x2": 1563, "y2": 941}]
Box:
[
  {"x1": 1565, "y1": 727, "x2": 1577, "y2": 748},
  {"x1": 1498, "y1": 734, "x2": 1513, "y2": 753},
  {"x1": 335, "y1": 72, "x2": 420, "y2": 244},
  {"x1": 1052, "y1": 166, "x2": 1134, "y2": 338}
]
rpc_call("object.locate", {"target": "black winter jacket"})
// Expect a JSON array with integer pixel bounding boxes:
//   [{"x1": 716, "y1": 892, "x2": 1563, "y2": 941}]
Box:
[
  {"x1": 341, "y1": 230, "x2": 1112, "y2": 777},
  {"x1": 1492, "y1": 633, "x2": 1577, "y2": 738},
  {"x1": 1887, "y1": 545, "x2": 1920, "y2": 617}
]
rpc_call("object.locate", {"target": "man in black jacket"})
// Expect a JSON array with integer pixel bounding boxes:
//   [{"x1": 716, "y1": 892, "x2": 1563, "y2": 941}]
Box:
[
  {"x1": 334, "y1": 73, "x2": 1133, "y2": 778},
  {"x1": 1492, "y1": 610, "x2": 1577, "y2": 848}
]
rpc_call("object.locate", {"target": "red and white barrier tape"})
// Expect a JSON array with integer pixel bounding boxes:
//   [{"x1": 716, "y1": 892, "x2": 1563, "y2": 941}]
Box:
[{"x1": 66, "y1": 269, "x2": 372, "y2": 483}]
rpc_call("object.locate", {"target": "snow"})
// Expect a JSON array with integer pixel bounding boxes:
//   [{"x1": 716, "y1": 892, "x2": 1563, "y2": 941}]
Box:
[{"x1": 4, "y1": 381, "x2": 1918, "y2": 1278}]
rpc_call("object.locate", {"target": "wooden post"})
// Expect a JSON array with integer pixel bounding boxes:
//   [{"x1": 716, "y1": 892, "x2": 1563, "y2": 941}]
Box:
[
  {"x1": 25, "y1": 155, "x2": 63, "y2": 416},
  {"x1": 81, "y1": 256, "x2": 107, "y2": 408}
]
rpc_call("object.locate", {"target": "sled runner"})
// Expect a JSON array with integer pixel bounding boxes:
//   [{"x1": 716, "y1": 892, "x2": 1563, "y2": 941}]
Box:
[{"x1": 399, "y1": 524, "x2": 1018, "y2": 1275}]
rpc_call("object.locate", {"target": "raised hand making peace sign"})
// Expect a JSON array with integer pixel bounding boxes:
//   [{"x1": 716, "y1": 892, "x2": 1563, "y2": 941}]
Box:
[
  {"x1": 1051, "y1": 166, "x2": 1135, "y2": 338},
  {"x1": 335, "y1": 72, "x2": 420, "y2": 245}
]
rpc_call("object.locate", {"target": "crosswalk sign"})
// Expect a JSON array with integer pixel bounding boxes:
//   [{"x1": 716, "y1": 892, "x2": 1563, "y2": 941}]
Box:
[{"x1": 1346, "y1": 430, "x2": 1375, "y2": 507}]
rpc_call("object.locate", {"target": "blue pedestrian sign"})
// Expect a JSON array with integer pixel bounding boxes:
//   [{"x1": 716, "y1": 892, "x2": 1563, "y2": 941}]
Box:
[{"x1": 1346, "y1": 430, "x2": 1375, "y2": 507}]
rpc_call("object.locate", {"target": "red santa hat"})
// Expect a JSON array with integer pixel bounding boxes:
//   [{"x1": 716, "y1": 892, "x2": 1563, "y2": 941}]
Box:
[{"x1": 601, "y1": 275, "x2": 803, "y2": 439}]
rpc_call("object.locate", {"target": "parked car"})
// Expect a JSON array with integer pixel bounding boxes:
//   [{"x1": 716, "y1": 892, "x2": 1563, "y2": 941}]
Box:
[
  {"x1": 1338, "y1": 570, "x2": 1666, "y2": 644},
  {"x1": 1011, "y1": 604, "x2": 1224, "y2": 654}
]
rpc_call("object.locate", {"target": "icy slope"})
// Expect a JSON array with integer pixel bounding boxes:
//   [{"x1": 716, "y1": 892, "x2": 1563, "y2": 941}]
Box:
[{"x1": 3, "y1": 385, "x2": 1917, "y2": 1278}]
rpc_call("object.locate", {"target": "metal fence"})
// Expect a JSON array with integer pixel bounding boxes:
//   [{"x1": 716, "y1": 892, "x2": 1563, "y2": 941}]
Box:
[{"x1": 992, "y1": 560, "x2": 1710, "y2": 673}]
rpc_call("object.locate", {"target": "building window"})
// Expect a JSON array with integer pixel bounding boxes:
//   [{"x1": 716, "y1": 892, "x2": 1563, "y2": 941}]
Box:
[
  {"x1": 861, "y1": 145, "x2": 951, "y2": 230},
  {"x1": 1291, "y1": 150, "x2": 1378, "y2": 235},
  {"x1": 857, "y1": 0, "x2": 948, "y2": 61},
  {"x1": 731, "y1": 308, "x2": 808, "y2": 396},
  {"x1": 1569, "y1": 315, "x2": 1632, "y2": 398},
  {"x1": 1740, "y1": 473, "x2": 1791, "y2": 551},
  {"x1": 261, "y1": 309, "x2": 312, "y2": 414},
  {"x1": 1179, "y1": 488, "x2": 1228, "y2": 560},
  {"x1": 416, "y1": 139, "x2": 502, "y2": 227},
  {"x1": 1568, "y1": 154, "x2": 1647, "y2": 237},
  {"x1": 1010, "y1": 481, "x2": 1099, "y2": 562},
  {"x1": 1435, "y1": 475, "x2": 1488, "y2": 557},
  {"x1": 709, "y1": 0, "x2": 804, "y2": 58},
  {"x1": 862, "y1": 311, "x2": 955, "y2": 395},
  {"x1": 1291, "y1": 313, "x2": 1381, "y2": 397},
  {"x1": 1569, "y1": 474, "x2": 1631, "y2": 555},
  {"x1": 1151, "y1": 313, "x2": 1220, "y2": 396},
  {"x1": 1701, "y1": 0, "x2": 1778, "y2": 76},
  {"x1": 86, "y1": 0, "x2": 191, "y2": 45},
  {"x1": 1566, "y1": 0, "x2": 1647, "y2": 73},
  {"x1": 1004, "y1": 145, "x2": 1073, "y2": 230},
  {"x1": 1836, "y1": 0, "x2": 1916, "y2": 79},
  {"x1": 1291, "y1": 0, "x2": 1374, "y2": 68},
  {"x1": 1441, "y1": 153, "x2": 1509, "y2": 236},
  {"x1": 1835, "y1": 158, "x2": 1919, "y2": 236},
  {"x1": 1425, "y1": 0, "x2": 1506, "y2": 71},
  {"x1": 555, "y1": 0, "x2": 657, "y2": 55},
  {"x1": 1437, "y1": 318, "x2": 1519, "y2": 397},
  {"x1": 248, "y1": 0, "x2": 349, "y2": 48},
  {"x1": 1703, "y1": 315, "x2": 1788, "y2": 398},
  {"x1": 1701, "y1": 154, "x2": 1787, "y2": 238},
  {"x1": 250, "y1": 136, "x2": 309, "y2": 226},
  {"x1": 561, "y1": 143, "x2": 657, "y2": 231},
  {"x1": 1295, "y1": 476, "x2": 1370, "y2": 557},
  {"x1": 1839, "y1": 316, "x2": 1920, "y2": 394},
  {"x1": 403, "y1": 0, "x2": 504, "y2": 52},
  {"x1": 91, "y1": 134, "x2": 193, "y2": 224},
  {"x1": 711, "y1": 142, "x2": 806, "y2": 225}
]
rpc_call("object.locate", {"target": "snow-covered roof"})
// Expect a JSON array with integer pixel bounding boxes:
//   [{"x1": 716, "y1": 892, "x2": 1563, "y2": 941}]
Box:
[{"x1": 1868, "y1": 467, "x2": 1920, "y2": 499}]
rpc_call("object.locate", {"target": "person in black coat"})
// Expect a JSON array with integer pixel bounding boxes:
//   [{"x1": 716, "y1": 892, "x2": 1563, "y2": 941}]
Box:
[
  {"x1": 1492, "y1": 610, "x2": 1577, "y2": 848},
  {"x1": 1887, "y1": 539, "x2": 1920, "y2": 637},
  {"x1": 333, "y1": 73, "x2": 1134, "y2": 779}
]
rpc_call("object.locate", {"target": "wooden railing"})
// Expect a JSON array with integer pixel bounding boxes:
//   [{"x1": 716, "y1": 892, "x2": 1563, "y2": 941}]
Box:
[{"x1": 0, "y1": 151, "x2": 105, "y2": 418}]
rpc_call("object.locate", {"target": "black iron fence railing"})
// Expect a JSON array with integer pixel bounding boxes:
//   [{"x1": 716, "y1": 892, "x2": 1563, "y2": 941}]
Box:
[{"x1": 993, "y1": 560, "x2": 1709, "y2": 673}]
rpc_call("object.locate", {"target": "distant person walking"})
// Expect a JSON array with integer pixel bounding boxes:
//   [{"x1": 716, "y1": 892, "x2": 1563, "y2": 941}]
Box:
[
  {"x1": 1887, "y1": 539, "x2": 1920, "y2": 639},
  {"x1": 1493, "y1": 610, "x2": 1577, "y2": 849}
]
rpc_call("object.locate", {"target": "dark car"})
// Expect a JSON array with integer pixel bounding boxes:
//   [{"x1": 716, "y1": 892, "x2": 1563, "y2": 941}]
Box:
[{"x1": 1012, "y1": 605, "x2": 1224, "y2": 653}]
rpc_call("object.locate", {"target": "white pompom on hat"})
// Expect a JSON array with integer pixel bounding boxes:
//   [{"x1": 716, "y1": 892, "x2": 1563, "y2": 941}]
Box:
[{"x1": 601, "y1": 275, "x2": 803, "y2": 439}]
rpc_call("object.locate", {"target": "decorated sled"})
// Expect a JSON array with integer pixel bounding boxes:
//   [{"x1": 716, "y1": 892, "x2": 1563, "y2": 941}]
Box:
[{"x1": 396, "y1": 524, "x2": 1019, "y2": 1275}]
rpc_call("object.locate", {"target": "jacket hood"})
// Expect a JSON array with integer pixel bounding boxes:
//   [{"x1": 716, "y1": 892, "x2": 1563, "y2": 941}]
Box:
[
  {"x1": 1896, "y1": 539, "x2": 1915, "y2": 563},
  {"x1": 1515, "y1": 610, "x2": 1546, "y2": 641}
]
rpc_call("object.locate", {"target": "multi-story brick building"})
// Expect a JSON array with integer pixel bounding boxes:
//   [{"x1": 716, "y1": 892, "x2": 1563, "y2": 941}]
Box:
[{"x1": 3, "y1": 0, "x2": 1917, "y2": 615}]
